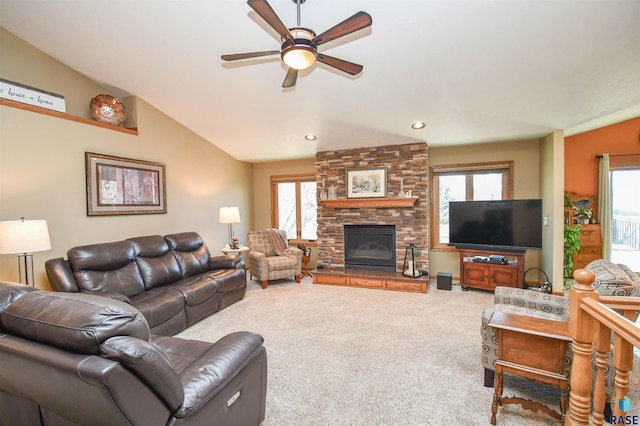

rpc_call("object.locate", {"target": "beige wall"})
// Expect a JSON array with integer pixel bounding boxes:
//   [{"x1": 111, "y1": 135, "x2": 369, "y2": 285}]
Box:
[
  {"x1": 539, "y1": 131, "x2": 565, "y2": 291},
  {"x1": 251, "y1": 158, "x2": 316, "y2": 230},
  {"x1": 0, "y1": 28, "x2": 252, "y2": 289},
  {"x1": 428, "y1": 139, "x2": 542, "y2": 279}
]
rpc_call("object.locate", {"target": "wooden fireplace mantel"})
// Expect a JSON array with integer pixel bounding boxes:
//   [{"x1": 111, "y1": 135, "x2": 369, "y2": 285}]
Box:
[{"x1": 320, "y1": 197, "x2": 418, "y2": 209}]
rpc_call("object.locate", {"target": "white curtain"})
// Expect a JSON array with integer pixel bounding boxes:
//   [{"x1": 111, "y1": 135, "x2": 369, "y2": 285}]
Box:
[{"x1": 598, "y1": 154, "x2": 611, "y2": 260}]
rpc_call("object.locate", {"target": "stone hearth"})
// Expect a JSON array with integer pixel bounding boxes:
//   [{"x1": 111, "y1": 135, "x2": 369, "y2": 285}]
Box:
[{"x1": 315, "y1": 143, "x2": 429, "y2": 274}]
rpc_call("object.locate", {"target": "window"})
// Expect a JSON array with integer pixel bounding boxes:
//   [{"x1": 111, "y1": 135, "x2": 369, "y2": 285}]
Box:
[
  {"x1": 430, "y1": 161, "x2": 513, "y2": 250},
  {"x1": 271, "y1": 174, "x2": 317, "y2": 242},
  {"x1": 610, "y1": 163, "x2": 640, "y2": 271}
]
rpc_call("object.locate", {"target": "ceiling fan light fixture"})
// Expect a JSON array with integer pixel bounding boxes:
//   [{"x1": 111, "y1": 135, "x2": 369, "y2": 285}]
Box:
[
  {"x1": 282, "y1": 47, "x2": 317, "y2": 69},
  {"x1": 281, "y1": 27, "x2": 317, "y2": 70}
]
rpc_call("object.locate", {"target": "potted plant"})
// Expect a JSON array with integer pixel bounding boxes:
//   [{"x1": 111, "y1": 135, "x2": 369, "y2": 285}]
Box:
[
  {"x1": 564, "y1": 223, "x2": 581, "y2": 289},
  {"x1": 563, "y1": 194, "x2": 582, "y2": 290},
  {"x1": 575, "y1": 207, "x2": 593, "y2": 224}
]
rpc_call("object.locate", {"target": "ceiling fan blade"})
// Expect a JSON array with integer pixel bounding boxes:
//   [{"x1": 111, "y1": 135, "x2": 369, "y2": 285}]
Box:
[
  {"x1": 313, "y1": 11, "x2": 372, "y2": 46},
  {"x1": 282, "y1": 68, "x2": 298, "y2": 88},
  {"x1": 221, "y1": 50, "x2": 280, "y2": 61},
  {"x1": 247, "y1": 0, "x2": 294, "y2": 44},
  {"x1": 317, "y1": 54, "x2": 363, "y2": 75}
]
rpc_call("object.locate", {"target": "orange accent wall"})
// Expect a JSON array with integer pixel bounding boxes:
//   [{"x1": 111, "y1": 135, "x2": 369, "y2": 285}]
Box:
[{"x1": 564, "y1": 117, "x2": 640, "y2": 196}]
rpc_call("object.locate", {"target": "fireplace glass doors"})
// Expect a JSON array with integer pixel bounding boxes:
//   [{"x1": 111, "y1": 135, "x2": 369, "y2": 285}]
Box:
[{"x1": 344, "y1": 225, "x2": 396, "y2": 272}]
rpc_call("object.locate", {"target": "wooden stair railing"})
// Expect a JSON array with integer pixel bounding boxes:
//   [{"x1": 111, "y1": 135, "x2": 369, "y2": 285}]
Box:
[{"x1": 568, "y1": 269, "x2": 640, "y2": 425}]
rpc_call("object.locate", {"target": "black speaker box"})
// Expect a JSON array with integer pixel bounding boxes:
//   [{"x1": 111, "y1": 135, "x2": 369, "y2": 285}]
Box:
[{"x1": 437, "y1": 272, "x2": 452, "y2": 290}]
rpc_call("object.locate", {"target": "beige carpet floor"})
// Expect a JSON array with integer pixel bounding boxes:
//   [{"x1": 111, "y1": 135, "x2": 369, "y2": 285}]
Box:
[{"x1": 177, "y1": 276, "x2": 639, "y2": 425}]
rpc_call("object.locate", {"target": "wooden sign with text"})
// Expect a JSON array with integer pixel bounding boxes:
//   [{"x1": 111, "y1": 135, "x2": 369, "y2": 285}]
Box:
[{"x1": 0, "y1": 78, "x2": 66, "y2": 113}]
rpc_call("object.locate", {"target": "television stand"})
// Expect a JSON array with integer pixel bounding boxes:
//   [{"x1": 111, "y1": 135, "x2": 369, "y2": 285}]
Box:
[{"x1": 459, "y1": 249, "x2": 524, "y2": 292}]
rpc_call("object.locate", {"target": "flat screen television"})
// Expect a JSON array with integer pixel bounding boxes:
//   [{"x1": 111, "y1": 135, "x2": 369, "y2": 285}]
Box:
[{"x1": 448, "y1": 199, "x2": 543, "y2": 252}]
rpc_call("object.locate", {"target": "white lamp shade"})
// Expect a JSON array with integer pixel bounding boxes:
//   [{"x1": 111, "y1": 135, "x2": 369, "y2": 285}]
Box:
[
  {"x1": 282, "y1": 47, "x2": 316, "y2": 70},
  {"x1": 0, "y1": 219, "x2": 52, "y2": 254},
  {"x1": 218, "y1": 207, "x2": 240, "y2": 224}
]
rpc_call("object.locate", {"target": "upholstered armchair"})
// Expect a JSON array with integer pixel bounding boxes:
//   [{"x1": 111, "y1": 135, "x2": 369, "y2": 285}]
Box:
[
  {"x1": 481, "y1": 287, "x2": 571, "y2": 387},
  {"x1": 247, "y1": 229, "x2": 303, "y2": 289},
  {"x1": 481, "y1": 283, "x2": 636, "y2": 417}
]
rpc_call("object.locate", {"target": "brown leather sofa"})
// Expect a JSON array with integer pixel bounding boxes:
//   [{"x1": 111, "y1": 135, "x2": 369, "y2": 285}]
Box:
[
  {"x1": 45, "y1": 232, "x2": 246, "y2": 336},
  {"x1": 0, "y1": 281, "x2": 267, "y2": 425}
]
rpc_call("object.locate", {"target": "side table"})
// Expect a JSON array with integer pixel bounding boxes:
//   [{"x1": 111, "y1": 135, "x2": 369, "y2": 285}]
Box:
[
  {"x1": 221, "y1": 246, "x2": 249, "y2": 269},
  {"x1": 301, "y1": 254, "x2": 313, "y2": 277},
  {"x1": 489, "y1": 311, "x2": 571, "y2": 424}
]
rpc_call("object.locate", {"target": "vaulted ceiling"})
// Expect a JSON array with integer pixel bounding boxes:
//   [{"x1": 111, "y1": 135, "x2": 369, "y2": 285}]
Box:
[{"x1": 1, "y1": 0, "x2": 639, "y2": 163}]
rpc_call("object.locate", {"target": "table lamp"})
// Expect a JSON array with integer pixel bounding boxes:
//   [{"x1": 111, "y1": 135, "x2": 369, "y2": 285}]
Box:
[
  {"x1": 0, "y1": 218, "x2": 51, "y2": 286},
  {"x1": 218, "y1": 207, "x2": 240, "y2": 247}
]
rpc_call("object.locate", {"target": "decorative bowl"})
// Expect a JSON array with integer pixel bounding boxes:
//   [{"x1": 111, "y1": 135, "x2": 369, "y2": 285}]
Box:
[{"x1": 90, "y1": 94, "x2": 126, "y2": 127}]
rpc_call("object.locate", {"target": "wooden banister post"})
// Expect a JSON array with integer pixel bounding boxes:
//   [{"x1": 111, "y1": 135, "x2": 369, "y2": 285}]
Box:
[
  {"x1": 592, "y1": 321, "x2": 609, "y2": 426},
  {"x1": 567, "y1": 269, "x2": 599, "y2": 425},
  {"x1": 612, "y1": 333, "x2": 633, "y2": 419}
]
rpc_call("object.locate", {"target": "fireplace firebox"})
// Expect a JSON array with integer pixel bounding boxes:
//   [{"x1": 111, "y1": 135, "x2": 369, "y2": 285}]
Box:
[{"x1": 344, "y1": 225, "x2": 396, "y2": 272}]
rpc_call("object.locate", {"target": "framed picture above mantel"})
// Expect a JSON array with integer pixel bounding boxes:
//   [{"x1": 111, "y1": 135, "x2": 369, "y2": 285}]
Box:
[
  {"x1": 85, "y1": 152, "x2": 167, "y2": 216},
  {"x1": 347, "y1": 168, "x2": 386, "y2": 198}
]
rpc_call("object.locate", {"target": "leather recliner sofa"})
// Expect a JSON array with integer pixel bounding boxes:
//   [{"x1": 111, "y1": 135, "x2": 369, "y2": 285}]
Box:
[
  {"x1": 45, "y1": 232, "x2": 246, "y2": 336},
  {"x1": 0, "y1": 281, "x2": 267, "y2": 426}
]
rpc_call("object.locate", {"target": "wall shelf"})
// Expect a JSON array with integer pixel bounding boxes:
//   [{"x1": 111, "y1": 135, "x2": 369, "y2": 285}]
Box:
[
  {"x1": 320, "y1": 197, "x2": 418, "y2": 209},
  {"x1": 0, "y1": 98, "x2": 138, "y2": 136}
]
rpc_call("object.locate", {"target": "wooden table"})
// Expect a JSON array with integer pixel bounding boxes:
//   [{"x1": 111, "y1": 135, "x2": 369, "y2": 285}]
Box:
[
  {"x1": 221, "y1": 246, "x2": 249, "y2": 269},
  {"x1": 489, "y1": 311, "x2": 571, "y2": 424},
  {"x1": 301, "y1": 254, "x2": 313, "y2": 277}
]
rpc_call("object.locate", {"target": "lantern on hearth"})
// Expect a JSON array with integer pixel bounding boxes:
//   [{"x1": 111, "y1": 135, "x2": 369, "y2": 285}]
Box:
[{"x1": 403, "y1": 243, "x2": 423, "y2": 278}]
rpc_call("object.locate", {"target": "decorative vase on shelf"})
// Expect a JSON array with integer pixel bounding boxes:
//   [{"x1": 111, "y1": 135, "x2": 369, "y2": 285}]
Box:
[
  {"x1": 328, "y1": 185, "x2": 337, "y2": 200},
  {"x1": 398, "y1": 178, "x2": 405, "y2": 198}
]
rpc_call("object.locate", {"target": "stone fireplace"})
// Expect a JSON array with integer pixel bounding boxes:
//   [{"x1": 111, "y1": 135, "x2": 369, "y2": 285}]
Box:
[{"x1": 315, "y1": 143, "x2": 429, "y2": 274}]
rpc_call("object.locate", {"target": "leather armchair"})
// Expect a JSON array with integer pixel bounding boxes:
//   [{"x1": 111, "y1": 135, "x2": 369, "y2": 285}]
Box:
[
  {"x1": 247, "y1": 229, "x2": 303, "y2": 289},
  {"x1": 0, "y1": 281, "x2": 267, "y2": 426}
]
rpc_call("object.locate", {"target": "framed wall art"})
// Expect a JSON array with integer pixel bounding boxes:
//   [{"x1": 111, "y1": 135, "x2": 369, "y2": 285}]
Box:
[
  {"x1": 347, "y1": 168, "x2": 386, "y2": 198},
  {"x1": 85, "y1": 152, "x2": 167, "y2": 216}
]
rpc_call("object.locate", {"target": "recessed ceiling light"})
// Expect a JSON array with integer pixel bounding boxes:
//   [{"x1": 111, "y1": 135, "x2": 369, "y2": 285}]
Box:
[
  {"x1": 411, "y1": 121, "x2": 426, "y2": 130},
  {"x1": 305, "y1": 134, "x2": 317, "y2": 141}
]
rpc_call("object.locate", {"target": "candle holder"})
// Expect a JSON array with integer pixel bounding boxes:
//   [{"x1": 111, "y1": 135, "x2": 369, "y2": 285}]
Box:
[{"x1": 403, "y1": 243, "x2": 423, "y2": 278}]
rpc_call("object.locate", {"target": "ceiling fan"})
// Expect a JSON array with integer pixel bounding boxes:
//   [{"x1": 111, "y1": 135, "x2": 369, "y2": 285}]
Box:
[{"x1": 221, "y1": 0, "x2": 372, "y2": 88}]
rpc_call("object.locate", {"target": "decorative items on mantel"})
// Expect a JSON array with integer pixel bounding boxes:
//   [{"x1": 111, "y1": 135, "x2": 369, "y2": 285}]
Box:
[{"x1": 320, "y1": 197, "x2": 418, "y2": 209}]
